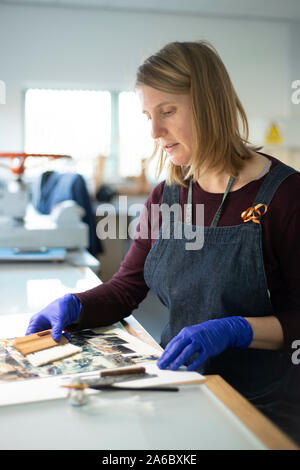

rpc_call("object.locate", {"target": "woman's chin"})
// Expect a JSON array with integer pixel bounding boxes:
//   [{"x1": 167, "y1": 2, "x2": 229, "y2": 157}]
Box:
[{"x1": 170, "y1": 156, "x2": 191, "y2": 166}]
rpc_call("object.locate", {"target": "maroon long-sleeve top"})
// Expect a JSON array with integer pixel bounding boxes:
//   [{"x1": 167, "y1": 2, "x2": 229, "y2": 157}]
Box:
[{"x1": 75, "y1": 153, "x2": 300, "y2": 349}]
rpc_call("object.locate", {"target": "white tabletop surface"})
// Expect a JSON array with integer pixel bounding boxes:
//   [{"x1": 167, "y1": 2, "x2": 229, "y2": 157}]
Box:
[
  {"x1": 0, "y1": 262, "x2": 268, "y2": 450},
  {"x1": 0, "y1": 262, "x2": 101, "y2": 318},
  {"x1": 0, "y1": 381, "x2": 266, "y2": 450}
]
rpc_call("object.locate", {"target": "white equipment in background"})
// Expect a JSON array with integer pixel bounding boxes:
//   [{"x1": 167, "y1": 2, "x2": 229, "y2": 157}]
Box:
[
  {"x1": 0, "y1": 153, "x2": 100, "y2": 271},
  {"x1": 3, "y1": 201, "x2": 88, "y2": 250},
  {"x1": 0, "y1": 189, "x2": 99, "y2": 269},
  {"x1": 0, "y1": 177, "x2": 29, "y2": 220},
  {"x1": 0, "y1": 176, "x2": 88, "y2": 251},
  {"x1": 0, "y1": 203, "x2": 89, "y2": 265}
]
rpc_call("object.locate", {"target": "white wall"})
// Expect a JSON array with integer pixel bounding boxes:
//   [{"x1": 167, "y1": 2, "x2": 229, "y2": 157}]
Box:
[
  {"x1": 0, "y1": 3, "x2": 299, "y2": 154},
  {"x1": 290, "y1": 22, "x2": 300, "y2": 120}
]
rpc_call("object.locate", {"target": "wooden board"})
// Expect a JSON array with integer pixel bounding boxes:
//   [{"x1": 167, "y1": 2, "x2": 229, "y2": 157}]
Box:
[{"x1": 14, "y1": 329, "x2": 68, "y2": 356}]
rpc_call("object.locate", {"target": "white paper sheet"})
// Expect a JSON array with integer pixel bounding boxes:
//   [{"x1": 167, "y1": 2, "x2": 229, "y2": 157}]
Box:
[{"x1": 0, "y1": 363, "x2": 204, "y2": 407}]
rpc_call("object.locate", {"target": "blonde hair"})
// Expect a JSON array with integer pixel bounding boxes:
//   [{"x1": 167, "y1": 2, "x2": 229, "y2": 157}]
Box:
[{"x1": 135, "y1": 40, "x2": 261, "y2": 187}]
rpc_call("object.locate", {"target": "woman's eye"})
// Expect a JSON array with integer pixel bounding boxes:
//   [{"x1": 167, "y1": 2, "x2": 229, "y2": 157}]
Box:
[{"x1": 163, "y1": 110, "x2": 173, "y2": 116}]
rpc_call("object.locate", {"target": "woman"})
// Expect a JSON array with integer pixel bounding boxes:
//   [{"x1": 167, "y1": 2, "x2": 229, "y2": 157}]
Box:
[{"x1": 26, "y1": 41, "x2": 300, "y2": 444}]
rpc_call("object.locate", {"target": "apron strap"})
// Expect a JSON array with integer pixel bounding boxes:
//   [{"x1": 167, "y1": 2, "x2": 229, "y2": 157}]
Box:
[
  {"x1": 185, "y1": 178, "x2": 193, "y2": 225},
  {"x1": 252, "y1": 163, "x2": 298, "y2": 207},
  {"x1": 185, "y1": 175, "x2": 235, "y2": 226},
  {"x1": 210, "y1": 176, "x2": 235, "y2": 227}
]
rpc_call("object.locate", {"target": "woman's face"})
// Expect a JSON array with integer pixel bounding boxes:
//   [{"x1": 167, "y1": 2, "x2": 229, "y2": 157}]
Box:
[{"x1": 137, "y1": 85, "x2": 195, "y2": 166}]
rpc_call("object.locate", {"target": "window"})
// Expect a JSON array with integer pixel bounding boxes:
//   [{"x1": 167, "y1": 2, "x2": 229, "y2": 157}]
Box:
[
  {"x1": 118, "y1": 91, "x2": 154, "y2": 179},
  {"x1": 24, "y1": 88, "x2": 111, "y2": 179},
  {"x1": 24, "y1": 88, "x2": 162, "y2": 183}
]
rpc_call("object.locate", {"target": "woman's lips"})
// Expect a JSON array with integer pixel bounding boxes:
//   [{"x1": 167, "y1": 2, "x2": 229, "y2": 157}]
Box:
[{"x1": 164, "y1": 143, "x2": 178, "y2": 153}]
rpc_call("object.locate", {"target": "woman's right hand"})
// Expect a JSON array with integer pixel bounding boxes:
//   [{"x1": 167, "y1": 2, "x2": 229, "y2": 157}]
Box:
[{"x1": 25, "y1": 294, "x2": 82, "y2": 342}]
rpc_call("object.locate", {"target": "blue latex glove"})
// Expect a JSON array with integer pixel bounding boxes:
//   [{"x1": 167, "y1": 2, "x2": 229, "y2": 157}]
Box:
[
  {"x1": 25, "y1": 294, "x2": 82, "y2": 342},
  {"x1": 157, "y1": 316, "x2": 253, "y2": 371}
]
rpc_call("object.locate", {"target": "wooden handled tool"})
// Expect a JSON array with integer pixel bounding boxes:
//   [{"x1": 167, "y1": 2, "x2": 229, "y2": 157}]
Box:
[
  {"x1": 61, "y1": 384, "x2": 179, "y2": 392},
  {"x1": 100, "y1": 366, "x2": 146, "y2": 377},
  {"x1": 13, "y1": 329, "x2": 68, "y2": 356}
]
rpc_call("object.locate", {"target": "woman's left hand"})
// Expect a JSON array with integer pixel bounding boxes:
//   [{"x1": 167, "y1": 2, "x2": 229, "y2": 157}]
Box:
[{"x1": 157, "y1": 316, "x2": 253, "y2": 371}]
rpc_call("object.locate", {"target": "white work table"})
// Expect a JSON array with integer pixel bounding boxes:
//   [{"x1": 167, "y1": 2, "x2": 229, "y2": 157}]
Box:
[{"x1": 0, "y1": 262, "x2": 297, "y2": 451}]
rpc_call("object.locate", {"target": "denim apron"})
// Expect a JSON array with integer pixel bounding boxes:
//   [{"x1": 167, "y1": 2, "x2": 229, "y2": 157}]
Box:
[{"x1": 144, "y1": 163, "x2": 298, "y2": 404}]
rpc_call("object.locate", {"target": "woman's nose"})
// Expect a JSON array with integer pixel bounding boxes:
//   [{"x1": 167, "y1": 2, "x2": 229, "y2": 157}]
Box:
[{"x1": 151, "y1": 118, "x2": 166, "y2": 139}]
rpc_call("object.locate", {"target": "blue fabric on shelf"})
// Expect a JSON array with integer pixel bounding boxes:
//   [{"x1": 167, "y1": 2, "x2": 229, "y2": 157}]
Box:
[{"x1": 31, "y1": 171, "x2": 103, "y2": 255}]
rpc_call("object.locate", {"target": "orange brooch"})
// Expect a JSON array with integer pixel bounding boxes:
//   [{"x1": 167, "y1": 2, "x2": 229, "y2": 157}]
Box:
[{"x1": 241, "y1": 203, "x2": 268, "y2": 224}]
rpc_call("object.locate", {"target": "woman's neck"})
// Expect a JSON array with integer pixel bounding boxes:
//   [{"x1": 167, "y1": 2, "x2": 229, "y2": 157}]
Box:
[{"x1": 196, "y1": 152, "x2": 270, "y2": 193}]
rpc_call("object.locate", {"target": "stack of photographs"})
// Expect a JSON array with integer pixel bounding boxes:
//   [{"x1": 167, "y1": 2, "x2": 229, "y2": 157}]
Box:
[{"x1": 0, "y1": 328, "x2": 160, "y2": 384}]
